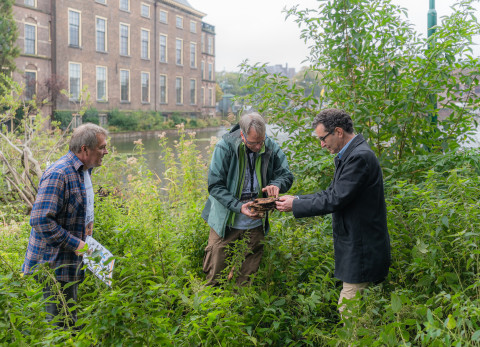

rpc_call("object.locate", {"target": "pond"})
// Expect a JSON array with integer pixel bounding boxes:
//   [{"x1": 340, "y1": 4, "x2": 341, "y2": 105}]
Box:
[{"x1": 110, "y1": 125, "x2": 288, "y2": 176}]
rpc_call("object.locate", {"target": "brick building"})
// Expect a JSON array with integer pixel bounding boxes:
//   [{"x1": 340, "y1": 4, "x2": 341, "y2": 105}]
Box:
[{"x1": 12, "y1": 0, "x2": 216, "y2": 119}]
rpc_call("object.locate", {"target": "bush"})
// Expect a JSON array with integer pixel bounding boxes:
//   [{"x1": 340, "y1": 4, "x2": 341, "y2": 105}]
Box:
[
  {"x1": 107, "y1": 109, "x2": 138, "y2": 131},
  {"x1": 83, "y1": 107, "x2": 99, "y2": 124},
  {"x1": 52, "y1": 110, "x2": 73, "y2": 129}
]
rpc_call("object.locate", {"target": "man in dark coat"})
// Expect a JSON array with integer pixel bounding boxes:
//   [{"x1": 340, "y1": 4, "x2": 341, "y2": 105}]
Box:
[{"x1": 276, "y1": 108, "x2": 390, "y2": 314}]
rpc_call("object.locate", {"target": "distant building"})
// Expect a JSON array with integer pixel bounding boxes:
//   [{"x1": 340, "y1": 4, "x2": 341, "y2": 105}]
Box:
[
  {"x1": 264, "y1": 64, "x2": 296, "y2": 79},
  {"x1": 12, "y1": 0, "x2": 216, "y2": 119}
]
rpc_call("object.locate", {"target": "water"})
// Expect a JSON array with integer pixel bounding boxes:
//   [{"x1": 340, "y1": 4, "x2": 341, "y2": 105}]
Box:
[{"x1": 110, "y1": 125, "x2": 288, "y2": 176}]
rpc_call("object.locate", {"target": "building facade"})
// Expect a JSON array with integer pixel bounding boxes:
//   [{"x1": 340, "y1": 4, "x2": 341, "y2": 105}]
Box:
[{"x1": 12, "y1": 0, "x2": 216, "y2": 118}]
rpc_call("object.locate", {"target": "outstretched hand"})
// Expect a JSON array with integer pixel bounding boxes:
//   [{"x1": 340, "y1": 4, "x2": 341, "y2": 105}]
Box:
[{"x1": 275, "y1": 195, "x2": 295, "y2": 212}]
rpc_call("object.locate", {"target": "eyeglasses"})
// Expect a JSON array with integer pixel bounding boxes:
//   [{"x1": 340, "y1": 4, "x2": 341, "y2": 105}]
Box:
[
  {"x1": 318, "y1": 131, "x2": 333, "y2": 142},
  {"x1": 242, "y1": 131, "x2": 265, "y2": 146},
  {"x1": 244, "y1": 137, "x2": 265, "y2": 146}
]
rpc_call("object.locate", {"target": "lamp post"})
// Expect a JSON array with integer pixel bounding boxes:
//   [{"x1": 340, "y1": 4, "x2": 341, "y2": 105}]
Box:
[{"x1": 428, "y1": 0, "x2": 437, "y2": 124}]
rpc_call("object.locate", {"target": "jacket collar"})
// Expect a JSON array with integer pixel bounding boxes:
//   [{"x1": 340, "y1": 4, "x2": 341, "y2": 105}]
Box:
[{"x1": 335, "y1": 134, "x2": 366, "y2": 166}]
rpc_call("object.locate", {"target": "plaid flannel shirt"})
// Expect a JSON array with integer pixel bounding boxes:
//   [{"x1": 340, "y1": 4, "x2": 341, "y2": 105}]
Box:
[{"x1": 22, "y1": 151, "x2": 92, "y2": 282}]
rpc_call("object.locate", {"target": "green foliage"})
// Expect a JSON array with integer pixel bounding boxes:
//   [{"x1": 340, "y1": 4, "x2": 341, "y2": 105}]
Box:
[
  {"x1": 107, "y1": 109, "x2": 138, "y2": 131},
  {"x1": 240, "y1": 0, "x2": 480, "y2": 177},
  {"x1": 83, "y1": 107, "x2": 99, "y2": 124},
  {"x1": 0, "y1": 0, "x2": 20, "y2": 76},
  {"x1": 52, "y1": 110, "x2": 73, "y2": 129}
]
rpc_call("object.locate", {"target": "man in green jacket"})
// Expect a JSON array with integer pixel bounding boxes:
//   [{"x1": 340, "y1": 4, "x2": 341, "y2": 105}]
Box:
[{"x1": 202, "y1": 111, "x2": 293, "y2": 286}]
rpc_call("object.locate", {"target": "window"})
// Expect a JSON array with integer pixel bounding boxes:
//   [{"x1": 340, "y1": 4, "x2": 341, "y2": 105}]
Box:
[
  {"x1": 141, "y1": 3, "x2": 150, "y2": 18},
  {"x1": 201, "y1": 61, "x2": 204, "y2": 79},
  {"x1": 69, "y1": 62, "x2": 81, "y2": 101},
  {"x1": 159, "y1": 75, "x2": 167, "y2": 103},
  {"x1": 68, "y1": 10, "x2": 81, "y2": 47},
  {"x1": 120, "y1": 70, "x2": 130, "y2": 102},
  {"x1": 190, "y1": 79, "x2": 196, "y2": 105},
  {"x1": 201, "y1": 87, "x2": 204, "y2": 105},
  {"x1": 159, "y1": 10, "x2": 167, "y2": 23},
  {"x1": 24, "y1": 24, "x2": 36, "y2": 55},
  {"x1": 208, "y1": 88, "x2": 213, "y2": 106},
  {"x1": 141, "y1": 72, "x2": 149, "y2": 103},
  {"x1": 96, "y1": 17, "x2": 107, "y2": 52},
  {"x1": 176, "y1": 16, "x2": 183, "y2": 28},
  {"x1": 141, "y1": 29, "x2": 149, "y2": 59},
  {"x1": 25, "y1": 0, "x2": 36, "y2": 7},
  {"x1": 175, "y1": 39, "x2": 183, "y2": 65},
  {"x1": 119, "y1": 0, "x2": 129, "y2": 11},
  {"x1": 159, "y1": 35, "x2": 167, "y2": 63},
  {"x1": 190, "y1": 21, "x2": 196, "y2": 33},
  {"x1": 208, "y1": 36, "x2": 213, "y2": 55},
  {"x1": 201, "y1": 33, "x2": 205, "y2": 52},
  {"x1": 25, "y1": 71, "x2": 36, "y2": 100},
  {"x1": 96, "y1": 66, "x2": 107, "y2": 101},
  {"x1": 208, "y1": 63, "x2": 213, "y2": 80},
  {"x1": 96, "y1": 0, "x2": 106, "y2": 4},
  {"x1": 175, "y1": 77, "x2": 182, "y2": 104},
  {"x1": 120, "y1": 23, "x2": 129, "y2": 56},
  {"x1": 190, "y1": 42, "x2": 196, "y2": 68}
]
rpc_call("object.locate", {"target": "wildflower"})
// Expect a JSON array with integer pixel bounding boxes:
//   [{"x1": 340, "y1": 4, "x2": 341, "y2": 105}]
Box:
[
  {"x1": 127, "y1": 157, "x2": 138, "y2": 165},
  {"x1": 157, "y1": 132, "x2": 166, "y2": 139},
  {"x1": 210, "y1": 136, "x2": 218, "y2": 146},
  {"x1": 175, "y1": 123, "x2": 185, "y2": 129},
  {"x1": 133, "y1": 139, "x2": 143, "y2": 145},
  {"x1": 127, "y1": 174, "x2": 133, "y2": 182}
]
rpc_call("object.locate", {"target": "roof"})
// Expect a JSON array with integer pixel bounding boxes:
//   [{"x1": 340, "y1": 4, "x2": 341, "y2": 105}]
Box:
[
  {"x1": 173, "y1": 0, "x2": 193, "y2": 8},
  {"x1": 162, "y1": 0, "x2": 206, "y2": 17}
]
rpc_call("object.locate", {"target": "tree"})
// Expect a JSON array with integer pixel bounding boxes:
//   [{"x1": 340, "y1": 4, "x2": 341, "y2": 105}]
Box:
[
  {"x1": 0, "y1": 0, "x2": 19, "y2": 77},
  {"x1": 240, "y1": 0, "x2": 480, "y2": 174}
]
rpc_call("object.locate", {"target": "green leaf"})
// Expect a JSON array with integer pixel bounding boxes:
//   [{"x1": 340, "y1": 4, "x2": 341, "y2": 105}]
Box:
[{"x1": 391, "y1": 293, "x2": 402, "y2": 313}]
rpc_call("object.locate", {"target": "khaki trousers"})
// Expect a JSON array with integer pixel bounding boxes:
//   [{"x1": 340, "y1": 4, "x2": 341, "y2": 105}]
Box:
[
  {"x1": 203, "y1": 225, "x2": 264, "y2": 286},
  {"x1": 338, "y1": 281, "x2": 369, "y2": 314}
]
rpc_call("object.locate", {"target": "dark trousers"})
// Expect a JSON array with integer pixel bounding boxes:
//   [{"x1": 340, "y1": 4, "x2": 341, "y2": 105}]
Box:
[
  {"x1": 42, "y1": 280, "x2": 79, "y2": 328},
  {"x1": 203, "y1": 225, "x2": 264, "y2": 286}
]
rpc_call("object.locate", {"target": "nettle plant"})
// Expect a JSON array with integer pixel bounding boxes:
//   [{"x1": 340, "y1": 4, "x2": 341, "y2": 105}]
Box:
[{"x1": 240, "y1": 0, "x2": 480, "y2": 175}]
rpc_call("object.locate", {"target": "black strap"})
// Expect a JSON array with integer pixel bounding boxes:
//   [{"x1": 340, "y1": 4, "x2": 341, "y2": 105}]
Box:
[{"x1": 246, "y1": 149, "x2": 256, "y2": 193}]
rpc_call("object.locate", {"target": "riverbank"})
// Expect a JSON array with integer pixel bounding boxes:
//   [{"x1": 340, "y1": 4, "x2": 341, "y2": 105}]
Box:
[{"x1": 109, "y1": 126, "x2": 226, "y2": 140}]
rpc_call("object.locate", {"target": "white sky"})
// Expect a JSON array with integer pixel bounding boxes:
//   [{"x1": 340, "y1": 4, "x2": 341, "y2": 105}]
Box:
[{"x1": 188, "y1": 0, "x2": 480, "y2": 72}]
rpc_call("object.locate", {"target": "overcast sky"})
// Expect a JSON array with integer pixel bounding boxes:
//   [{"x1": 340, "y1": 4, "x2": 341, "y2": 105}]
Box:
[{"x1": 187, "y1": 0, "x2": 480, "y2": 72}]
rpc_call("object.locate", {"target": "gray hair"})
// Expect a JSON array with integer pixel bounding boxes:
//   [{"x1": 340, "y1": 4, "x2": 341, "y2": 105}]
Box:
[
  {"x1": 239, "y1": 111, "x2": 266, "y2": 137},
  {"x1": 69, "y1": 123, "x2": 109, "y2": 153}
]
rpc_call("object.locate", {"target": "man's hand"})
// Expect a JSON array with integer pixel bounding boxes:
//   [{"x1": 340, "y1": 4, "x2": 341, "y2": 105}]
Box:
[
  {"x1": 276, "y1": 195, "x2": 295, "y2": 212},
  {"x1": 75, "y1": 241, "x2": 88, "y2": 256},
  {"x1": 241, "y1": 201, "x2": 262, "y2": 220},
  {"x1": 262, "y1": 185, "x2": 280, "y2": 198}
]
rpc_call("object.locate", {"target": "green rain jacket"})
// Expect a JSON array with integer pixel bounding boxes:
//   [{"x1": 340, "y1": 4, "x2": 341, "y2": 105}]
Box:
[{"x1": 201, "y1": 124, "x2": 294, "y2": 238}]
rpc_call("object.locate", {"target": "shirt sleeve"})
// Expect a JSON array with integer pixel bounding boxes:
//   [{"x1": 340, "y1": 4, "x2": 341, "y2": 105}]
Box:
[{"x1": 29, "y1": 170, "x2": 81, "y2": 251}]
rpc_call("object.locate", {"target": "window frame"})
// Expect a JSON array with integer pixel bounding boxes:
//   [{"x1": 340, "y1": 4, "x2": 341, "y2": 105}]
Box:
[
  {"x1": 119, "y1": 23, "x2": 130, "y2": 56},
  {"x1": 175, "y1": 77, "x2": 183, "y2": 105},
  {"x1": 68, "y1": 62, "x2": 82, "y2": 101},
  {"x1": 159, "y1": 10, "x2": 168, "y2": 23},
  {"x1": 208, "y1": 63, "x2": 213, "y2": 80},
  {"x1": 190, "y1": 42, "x2": 196, "y2": 68},
  {"x1": 175, "y1": 38, "x2": 183, "y2": 66},
  {"x1": 68, "y1": 9, "x2": 81, "y2": 48},
  {"x1": 159, "y1": 74, "x2": 167, "y2": 104},
  {"x1": 96, "y1": 66, "x2": 108, "y2": 102},
  {"x1": 24, "y1": 0, "x2": 36, "y2": 8},
  {"x1": 24, "y1": 23, "x2": 37, "y2": 55},
  {"x1": 141, "y1": 71, "x2": 150, "y2": 103},
  {"x1": 120, "y1": 69, "x2": 130, "y2": 102},
  {"x1": 140, "y1": 28, "x2": 150, "y2": 60},
  {"x1": 176, "y1": 15, "x2": 183, "y2": 29},
  {"x1": 190, "y1": 79, "x2": 196, "y2": 105},
  {"x1": 190, "y1": 21, "x2": 196, "y2": 33},
  {"x1": 24, "y1": 70, "x2": 37, "y2": 100},
  {"x1": 159, "y1": 34, "x2": 167, "y2": 63},
  {"x1": 140, "y1": 3, "x2": 150, "y2": 18},
  {"x1": 95, "y1": 16, "x2": 108, "y2": 52},
  {"x1": 119, "y1": 0, "x2": 129, "y2": 12}
]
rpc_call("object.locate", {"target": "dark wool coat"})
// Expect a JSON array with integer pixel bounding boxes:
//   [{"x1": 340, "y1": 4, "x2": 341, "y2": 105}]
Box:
[{"x1": 292, "y1": 134, "x2": 391, "y2": 283}]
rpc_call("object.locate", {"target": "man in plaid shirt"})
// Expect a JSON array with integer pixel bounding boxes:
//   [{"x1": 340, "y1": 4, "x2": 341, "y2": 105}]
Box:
[{"x1": 22, "y1": 123, "x2": 108, "y2": 328}]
